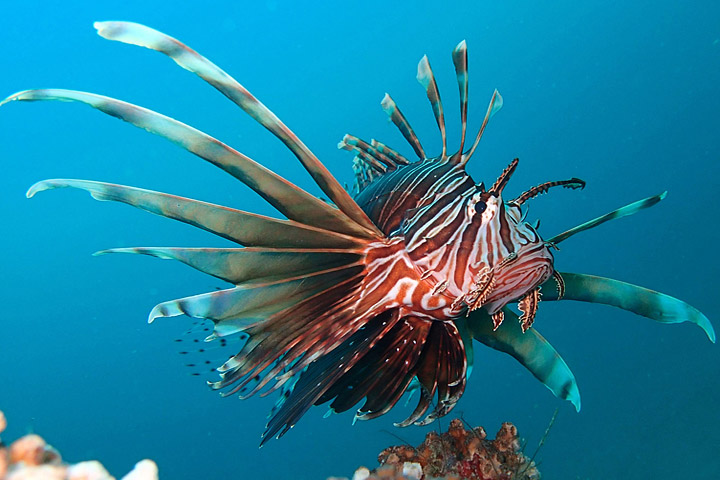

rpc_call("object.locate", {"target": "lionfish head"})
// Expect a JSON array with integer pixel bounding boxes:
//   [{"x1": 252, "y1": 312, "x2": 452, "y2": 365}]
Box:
[{"x1": 456, "y1": 158, "x2": 556, "y2": 316}]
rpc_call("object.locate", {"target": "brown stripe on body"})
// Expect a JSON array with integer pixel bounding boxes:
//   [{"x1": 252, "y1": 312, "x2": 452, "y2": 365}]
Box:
[
  {"x1": 453, "y1": 215, "x2": 483, "y2": 289},
  {"x1": 497, "y1": 202, "x2": 516, "y2": 254}
]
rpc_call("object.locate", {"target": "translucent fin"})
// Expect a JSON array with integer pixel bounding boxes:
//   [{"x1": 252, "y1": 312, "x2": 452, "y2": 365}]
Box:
[
  {"x1": 322, "y1": 316, "x2": 433, "y2": 421},
  {"x1": 456, "y1": 317, "x2": 475, "y2": 380},
  {"x1": 547, "y1": 192, "x2": 667, "y2": 244},
  {"x1": 95, "y1": 247, "x2": 363, "y2": 285},
  {"x1": 542, "y1": 272, "x2": 715, "y2": 342},
  {"x1": 211, "y1": 274, "x2": 367, "y2": 398},
  {"x1": 261, "y1": 310, "x2": 401, "y2": 445},
  {"x1": 148, "y1": 265, "x2": 363, "y2": 327},
  {"x1": 468, "y1": 308, "x2": 581, "y2": 412},
  {"x1": 380, "y1": 94, "x2": 426, "y2": 160},
  {"x1": 417, "y1": 55, "x2": 446, "y2": 158},
  {"x1": 450, "y1": 40, "x2": 468, "y2": 163},
  {"x1": 93, "y1": 21, "x2": 380, "y2": 235},
  {"x1": 414, "y1": 321, "x2": 467, "y2": 425},
  {"x1": 1, "y1": 88, "x2": 374, "y2": 239},
  {"x1": 463, "y1": 90, "x2": 503, "y2": 164},
  {"x1": 27, "y1": 179, "x2": 363, "y2": 250}
]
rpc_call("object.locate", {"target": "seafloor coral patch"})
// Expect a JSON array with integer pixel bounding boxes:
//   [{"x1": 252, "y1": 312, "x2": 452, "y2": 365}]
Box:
[
  {"x1": 0, "y1": 409, "x2": 158, "y2": 480},
  {"x1": 335, "y1": 419, "x2": 540, "y2": 480}
]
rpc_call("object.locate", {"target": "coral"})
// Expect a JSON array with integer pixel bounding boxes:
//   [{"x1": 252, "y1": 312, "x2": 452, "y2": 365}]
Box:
[
  {"x1": 341, "y1": 419, "x2": 540, "y2": 480},
  {"x1": 0, "y1": 410, "x2": 158, "y2": 480}
]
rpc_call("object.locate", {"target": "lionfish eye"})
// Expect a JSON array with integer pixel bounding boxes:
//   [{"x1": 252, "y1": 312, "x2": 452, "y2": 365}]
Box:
[{"x1": 475, "y1": 201, "x2": 487, "y2": 214}]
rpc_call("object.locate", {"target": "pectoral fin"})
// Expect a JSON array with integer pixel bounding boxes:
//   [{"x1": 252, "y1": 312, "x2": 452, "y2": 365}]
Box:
[
  {"x1": 467, "y1": 307, "x2": 581, "y2": 411},
  {"x1": 542, "y1": 272, "x2": 715, "y2": 343}
]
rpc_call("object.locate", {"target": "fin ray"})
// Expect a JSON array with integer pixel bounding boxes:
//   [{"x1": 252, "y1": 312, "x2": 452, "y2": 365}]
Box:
[
  {"x1": 417, "y1": 55, "x2": 447, "y2": 158},
  {"x1": 450, "y1": 40, "x2": 468, "y2": 163},
  {"x1": 463, "y1": 89, "x2": 503, "y2": 164},
  {"x1": 548, "y1": 192, "x2": 667, "y2": 244},
  {"x1": 381, "y1": 94, "x2": 426, "y2": 160},
  {"x1": 2, "y1": 88, "x2": 374, "y2": 239},
  {"x1": 28, "y1": 179, "x2": 364, "y2": 249},
  {"x1": 96, "y1": 247, "x2": 363, "y2": 285},
  {"x1": 93, "y1": 21, "x2": 381, "y2": 235}
]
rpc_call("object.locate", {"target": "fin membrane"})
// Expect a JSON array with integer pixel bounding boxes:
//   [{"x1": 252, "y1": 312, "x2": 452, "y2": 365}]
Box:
[{"x1": 95, "y1": 247, "x2": 363, "y2": 285}]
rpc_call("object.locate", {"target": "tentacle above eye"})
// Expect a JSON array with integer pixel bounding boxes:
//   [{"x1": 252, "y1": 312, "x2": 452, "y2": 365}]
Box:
[
  {"x1": 542, "y1": 272, "x2": 715, "y2": 342},
  {"x1": 511, "y1": 178, "x2": 586, "y2": 206}
]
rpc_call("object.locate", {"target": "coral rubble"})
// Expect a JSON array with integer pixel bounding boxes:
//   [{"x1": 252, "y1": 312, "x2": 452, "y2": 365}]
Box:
[
  {"x1": 347, "y1": 419, "x2": 540, "y2": 480},
  {"x1": 0, "y1": 409, "x2": 158, "y2": 480}
]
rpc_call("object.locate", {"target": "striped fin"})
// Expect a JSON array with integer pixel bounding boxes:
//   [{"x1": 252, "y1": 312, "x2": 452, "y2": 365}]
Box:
[
  {"x1": 417, "y1": 55, "x2": 447, "y2": 158},
  {"x1": 371, "y1": 139, "x2": 410, "y2": 165},
  {"x1": 95, "y1": 247, "x2": 363, "y2": 285},
  {"x1": 468, "y1": 307, "x2": 581, "y2": 412},
  {"x1": 1, "y1": 88, "x2": 375, "y2": 240},
  {"x1": 463, "y1": 89, "x2": 503, "y2": 164},
  {"x1": 27, "y1": 179, "x2": 363, "y2": 250},
  {"x1": 262, "y1": 314, "x2": 469, "y2": 439},
  {"x1": 512, "y1": 178, "x2": 586, "y2": 205},
  {"x1": 209, "y1": 276, "x2": 367, "y2": 398},
  {"x1": 381, "y1": 94, "x2": 426, "y2": 160},
  {"x1": 547, "y1": 192, "x2": 667, "y2": 244},
  {"x1": 356, "y1": 151, "x2": 387, "y2": 174},
  {"x1": 542, "y1": 272, "x2": 715, "y2": 342},
  {"x1": 340, "y1": 135, "x2": 397, "y2": 169},
  {"x1": 450, "y1": 40, "x2": 468, "y2": 163},
  {"x1": 322, "y1": 316, "x2": 433, "y2": 421},
  {"x1": 414, "y1": 321, "x2": 467, "y2": 425},
  {"x1": 261, "y1": 310, "x2": 402, "y2": 444},
  {"x1": 93, "y1": 21, "x2": 380, "y2": 235},
  {"x1": 148, "y1": 265, "x2": 363, "y2": 328}
]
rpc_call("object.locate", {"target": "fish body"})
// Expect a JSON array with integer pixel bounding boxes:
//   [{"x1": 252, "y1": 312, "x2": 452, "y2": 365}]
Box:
[{"x1": 354, "y1": 159, "x2": 553, "y2": 321}]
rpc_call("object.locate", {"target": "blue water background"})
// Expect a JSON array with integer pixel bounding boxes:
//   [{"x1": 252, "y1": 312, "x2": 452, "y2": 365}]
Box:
[{"x1": 1, "y1": 1, "x2": 718, "y2": 478}]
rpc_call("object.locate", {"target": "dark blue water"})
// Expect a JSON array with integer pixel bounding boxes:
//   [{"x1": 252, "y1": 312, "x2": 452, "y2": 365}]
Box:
[{"x1": 1, "y1": 1, "x2": 718, "y2": 478}]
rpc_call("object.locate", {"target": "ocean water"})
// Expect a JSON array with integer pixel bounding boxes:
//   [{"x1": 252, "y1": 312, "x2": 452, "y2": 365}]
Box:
[{"x1": 1, "y1": 1, "x2": 718, "y2": 479}]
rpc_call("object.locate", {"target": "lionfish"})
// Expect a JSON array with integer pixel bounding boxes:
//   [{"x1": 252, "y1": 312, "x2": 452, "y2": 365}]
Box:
[{"x1": 3, "y1": 22, "x2": 714, "y2": 444}]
